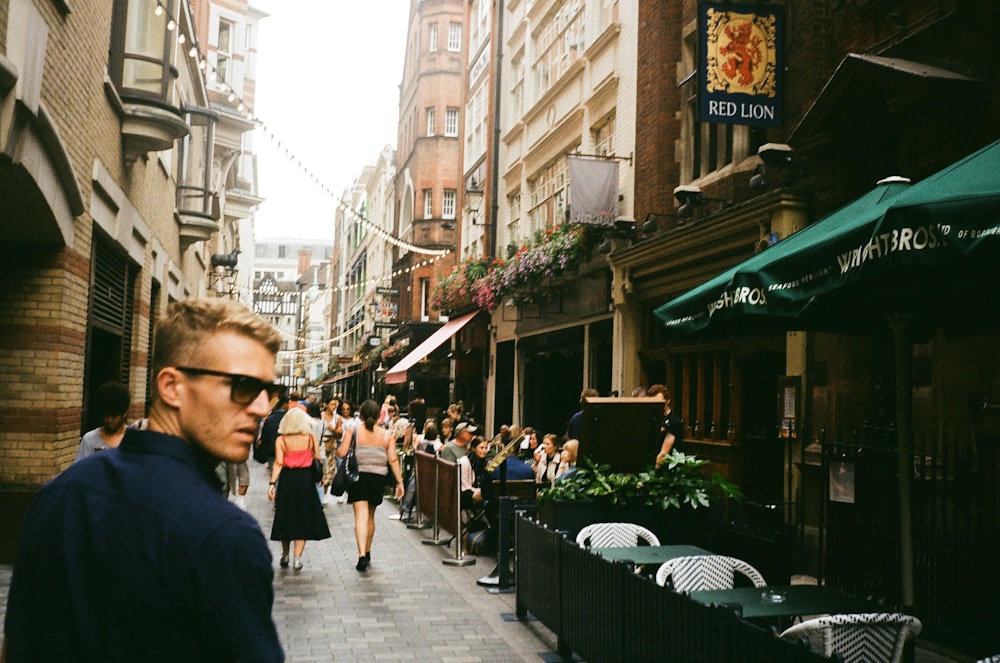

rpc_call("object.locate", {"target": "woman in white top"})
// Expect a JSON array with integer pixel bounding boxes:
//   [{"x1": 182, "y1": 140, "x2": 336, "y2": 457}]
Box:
[
  {"x1": 533, "y1": 433, "x2": 563, "y2": 485},
  {"x1": 337, "y1": 398, "x2": 404, "y2": 572}
]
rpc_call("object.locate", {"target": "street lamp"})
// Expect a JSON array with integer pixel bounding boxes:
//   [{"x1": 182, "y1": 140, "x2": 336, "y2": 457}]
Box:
[{"x1": 466, "y1": 177, "x2": 485, "y2": 225}]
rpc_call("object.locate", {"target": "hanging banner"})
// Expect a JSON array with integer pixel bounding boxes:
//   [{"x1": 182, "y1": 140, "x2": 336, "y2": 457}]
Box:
[
  {"x1": 567, "y1": 156, "x2": 619, "y2": 227},
  {"x1": 699, "y1": 3, "x2": 783, "y2": 128}
]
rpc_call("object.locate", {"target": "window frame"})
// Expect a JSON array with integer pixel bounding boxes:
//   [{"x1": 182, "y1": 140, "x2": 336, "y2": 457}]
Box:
[
  {"x1": 108, "y1": 0, "x2": 175, "y2": 106},
  {"x1": 426, "y1": 107, "x2": 436, "y2": 136},
  {"x1": 423, "y1": 189, "x2": 434, "y2": 218},
  {"x1": 447, "y1": 22, "x2": 462, "y2": 52},
  {"x1": 429, "y1": 23, "x2": 439, "y2": 52},
  {"x1": 443, "y1": 189, "x2": 456, "y2": 219},
  {"x1": 445, "y1": 108, "x2": 459, "y2": 137}
]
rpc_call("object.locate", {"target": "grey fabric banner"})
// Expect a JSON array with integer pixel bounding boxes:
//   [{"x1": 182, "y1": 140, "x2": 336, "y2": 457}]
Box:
[{"x1": 567, "y1": 156, "x2": 618, "y2": 226}]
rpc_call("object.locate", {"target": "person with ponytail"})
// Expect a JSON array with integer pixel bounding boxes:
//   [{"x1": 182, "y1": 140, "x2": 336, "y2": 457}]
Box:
[{"x1": 337, "y1": 399, "x2": 404, "y2": 572}]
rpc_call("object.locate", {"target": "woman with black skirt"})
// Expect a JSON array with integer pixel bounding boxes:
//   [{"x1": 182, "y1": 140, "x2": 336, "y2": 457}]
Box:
[{"x1": 268, "y1": 407, "x2": 330, "y2": 570}]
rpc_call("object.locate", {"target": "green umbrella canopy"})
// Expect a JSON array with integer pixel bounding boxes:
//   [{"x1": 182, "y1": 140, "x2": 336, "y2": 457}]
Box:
[{"x1": 654, "y1": 139, "x2": 1000, "y2": 339}]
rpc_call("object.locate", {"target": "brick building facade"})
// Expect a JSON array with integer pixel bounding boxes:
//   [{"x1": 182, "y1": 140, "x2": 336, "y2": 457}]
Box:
[{"x1": 0, "y1": 0, "x2": 261, "y2": 560}]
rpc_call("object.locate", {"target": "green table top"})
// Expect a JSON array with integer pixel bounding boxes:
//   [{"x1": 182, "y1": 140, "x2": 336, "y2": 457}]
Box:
[
  {"x1": 590, "y1": 544, "x2": 714, "y2": 566},
  {"x1": 688, "y1": 584, "x2": 879, "y2": 620}
]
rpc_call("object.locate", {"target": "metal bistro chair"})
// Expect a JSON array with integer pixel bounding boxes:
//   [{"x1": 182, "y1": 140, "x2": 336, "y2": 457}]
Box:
[
  {"x1": 655, "y1": 554, "x2": 766, "y2": 592},
  {"x1": 779, "y1": 613, "x2": 923, "y2": 663},
  {"x1": 575, "y1": 522, "x2": 661, "y2": 549}
]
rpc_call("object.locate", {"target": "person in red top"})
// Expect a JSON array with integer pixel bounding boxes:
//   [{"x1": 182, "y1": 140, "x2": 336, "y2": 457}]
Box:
[{"x1": 268, "y1": 407, "x2": 330, "y2": 570}]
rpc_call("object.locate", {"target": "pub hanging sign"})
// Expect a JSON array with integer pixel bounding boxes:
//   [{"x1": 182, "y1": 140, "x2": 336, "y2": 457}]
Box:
[{"x1": 698, "y1": 3, "x2": 783, "y2": 128}]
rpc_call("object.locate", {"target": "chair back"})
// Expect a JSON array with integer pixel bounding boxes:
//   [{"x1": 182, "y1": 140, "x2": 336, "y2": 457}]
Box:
[
  {"x1": 655, "y1": 554, "x2": 767, "y2": 591},
  {"x1": 575, "y1": 522, "x2": 661, "y2": 548},
  {"x1": 779, "y1": 613, "x2": 922, "y2": 663}
]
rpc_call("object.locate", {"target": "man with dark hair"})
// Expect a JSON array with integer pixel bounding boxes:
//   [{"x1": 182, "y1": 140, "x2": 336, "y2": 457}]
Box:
[
  {"x1": 4, "y1": 298, "x2": 285, "y2": 661},
  {"x1": 566, "y1": 388, "x2": 599, "y2": 441},
  {"x1": 256, "y1": 391, "x2": 291, "y2": 469},
  {"x1": 648, "y1": 383, "x2": 685, "y2": 467},
  {"x1": 75, "y1": 381, "x2": 131, "y2": 462}
]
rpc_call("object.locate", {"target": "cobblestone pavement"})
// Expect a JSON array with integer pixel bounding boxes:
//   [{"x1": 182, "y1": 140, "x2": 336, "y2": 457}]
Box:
[
  {"x1": 0, "y1": 461, "x2": 559, "y2": 662},
  {"x1": 0, "y1": 460, "x2": 962, "y2": 662}
]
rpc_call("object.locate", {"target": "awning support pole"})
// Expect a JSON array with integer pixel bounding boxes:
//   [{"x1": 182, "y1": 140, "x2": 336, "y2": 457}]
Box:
[{"x1": 889, "y1": 317, "x2": 914, "y2": 609}]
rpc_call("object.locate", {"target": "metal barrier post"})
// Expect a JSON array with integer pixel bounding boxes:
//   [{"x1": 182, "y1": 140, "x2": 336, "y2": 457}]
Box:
[
  {"x1": 407, "y1": 453, "x2": 430, "y2": 530},
  {"x1": 443, "y1": 462, "x2": 476, "y2": 567},
  {"x1": 421, "y1": 458, "x2": 449, "y2": 546}
]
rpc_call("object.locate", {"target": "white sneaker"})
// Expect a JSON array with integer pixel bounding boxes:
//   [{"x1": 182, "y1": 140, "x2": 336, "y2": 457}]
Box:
[
  {"x1": 292, "y1": 557, "x2": 302, "y2": 570},
  {"x1": 234, "y1": 494, "x2": 246, "y2": 510}
]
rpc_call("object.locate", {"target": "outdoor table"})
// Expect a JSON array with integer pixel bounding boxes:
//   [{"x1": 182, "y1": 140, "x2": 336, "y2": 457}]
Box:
[
  {"x1": 688, "y1": 584, "x2": 879, "y2": 621},
  {"x1": 590, "y1": 544, "x2": 714, "y2": 566}
]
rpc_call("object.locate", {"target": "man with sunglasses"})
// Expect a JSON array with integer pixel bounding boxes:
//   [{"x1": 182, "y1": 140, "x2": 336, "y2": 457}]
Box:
[{"x1": 4, "y1": 299, "x2": 285, "y2": 662}]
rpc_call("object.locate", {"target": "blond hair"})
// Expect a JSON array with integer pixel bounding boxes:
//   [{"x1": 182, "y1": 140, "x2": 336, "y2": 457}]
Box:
[
  {"x1": 278, "y1": 407, "x2": 315, "y2": 436},
  {"x1": 153, "y1": 299, "x2": 280, "y2": 374}
]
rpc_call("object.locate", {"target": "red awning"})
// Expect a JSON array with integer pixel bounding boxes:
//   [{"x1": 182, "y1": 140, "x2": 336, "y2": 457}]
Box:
[{"x1": 384, "y1": 311, "x2": 478, "y2": 385}]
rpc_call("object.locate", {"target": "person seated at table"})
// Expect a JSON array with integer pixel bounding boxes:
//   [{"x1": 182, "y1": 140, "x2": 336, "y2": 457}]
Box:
[
  {"x1": 458, "y1": 436, "x2": 490, "y2": 510},
  {"x1": 516, "y1": 427, "x2": 538, "y2": 465},
  {"x1": 554, "y1": 439, "x2": 579, "y2": 482},
  {"x1": 533, "y1": 433, "x2": 563, "y2": 485}
]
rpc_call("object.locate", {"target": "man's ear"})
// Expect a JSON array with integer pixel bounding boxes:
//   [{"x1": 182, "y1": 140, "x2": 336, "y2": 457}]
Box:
[{"x1": 156, "y1": 367, "x2": 185, "y2": 409}]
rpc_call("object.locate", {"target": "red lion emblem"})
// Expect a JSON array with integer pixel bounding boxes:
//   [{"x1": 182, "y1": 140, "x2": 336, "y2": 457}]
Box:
[{"x1": 719, "y1": 22, "x2": 762, "y2": 86}]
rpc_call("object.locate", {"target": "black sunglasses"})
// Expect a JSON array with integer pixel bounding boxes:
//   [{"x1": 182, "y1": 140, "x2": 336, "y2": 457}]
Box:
[{"x1": 175, "y1": 367, "x2": 281, "y2": 405}]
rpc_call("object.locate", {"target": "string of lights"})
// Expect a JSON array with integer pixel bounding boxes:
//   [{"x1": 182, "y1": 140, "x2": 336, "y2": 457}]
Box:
[
  {"x1": 230, "y1": 250, "x2": 451, "y2": 299},
  {"x1": 150, "y1": 1, "x2": 449, "y2": 259}
]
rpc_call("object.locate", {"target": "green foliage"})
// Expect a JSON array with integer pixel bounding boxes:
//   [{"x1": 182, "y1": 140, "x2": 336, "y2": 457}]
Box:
[{"x1": 538, "y1": 452, "x2": 742, "y2": 511}]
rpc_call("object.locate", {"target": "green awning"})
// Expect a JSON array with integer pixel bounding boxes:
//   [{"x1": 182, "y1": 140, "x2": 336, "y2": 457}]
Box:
[{"x1": 654, "y1": 139, "x2": 1000, "y2": 339}]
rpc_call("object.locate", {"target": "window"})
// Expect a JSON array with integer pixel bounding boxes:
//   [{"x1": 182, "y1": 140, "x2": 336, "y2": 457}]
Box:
[
  {"x1": 445, "y1": 108, "x2": 459, "y2": 137},
  {"x1": 426, "y1": 107, "x2": 436, "y2": 136},
  {"x1": 527, "y1": 157, "x2": 569, "y2": 232},
  {"x1": 109, "y1": 0, "x2": 173, "y2": 101},
  {"x1": 448, "y1": 23, "x2": 462, "y2": 51},
  {"x1": 532, "y1": 2, "x2": 583, "y2": 98},
  {"x1": 595, "y1": 116, "x2": 616, "y2": 156},
  {"x1": 429, "y1": 23, "x2": 439, "y2": 51},
  {"x1": 443, "y1": 190, "x2": 456, "y2": 219},
  {"x1": 423, "y1": 190, "x2": 433, "y2": 218},
  {"x1": 420, "y1": 278, "x2": 430, "y2": 321},
  {"x1": 680, "y1": 32, "x2": 762, "y2": 181},
  {"x1": 217, "y1": 20, "x2": 233, "y2": 85}
]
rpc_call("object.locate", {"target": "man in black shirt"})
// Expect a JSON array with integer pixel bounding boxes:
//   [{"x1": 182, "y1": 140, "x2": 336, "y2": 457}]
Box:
[{"x1": 648, "y1": 383, "x2": 685, "y2": 467}]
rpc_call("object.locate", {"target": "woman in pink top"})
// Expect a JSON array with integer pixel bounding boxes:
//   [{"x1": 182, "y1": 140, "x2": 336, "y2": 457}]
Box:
[{"x1": 268, "y1": 407, "x2": 330, "y2": 570}]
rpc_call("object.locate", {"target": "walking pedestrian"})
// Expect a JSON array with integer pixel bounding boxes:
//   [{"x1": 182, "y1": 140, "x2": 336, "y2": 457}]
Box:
[
  {"x1": 338, "y1": 399, "x2": 404, "y2": 572},
  {"x1": 267, "y1": 407, "x2": 331, "y2": 570},
  {"x1": 3, "y1": 298, "x2": 285, "y2": 661}
]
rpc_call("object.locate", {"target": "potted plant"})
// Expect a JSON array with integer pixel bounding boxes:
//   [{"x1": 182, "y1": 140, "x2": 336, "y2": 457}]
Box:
[{"x1": 536, "y1": 452, "x2": 741, "y2": 545}]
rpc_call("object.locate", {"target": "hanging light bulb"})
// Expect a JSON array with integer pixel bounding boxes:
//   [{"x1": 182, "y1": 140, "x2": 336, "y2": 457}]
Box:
[
  {"x1": 227, "y1": 92, "x2": 236, "y2": 102},
  {"x1": 188, "y1": 45, "x2": 198, "y2": 58},
  {"x1": 177, "y1": 33, "x2": 185, "y2": 44},
  {"x1": 198, "y1": 59, "x2": 207, "y2": 70},
  {"x1": 237, "y1": 102, "x2": 245, "y2": 111},
  {"x1": 154, "y1": 2, "x2": 163, "y2": 16},
  {"x1": 166, "y1": 18, "x2": 176, "y2": 31}
]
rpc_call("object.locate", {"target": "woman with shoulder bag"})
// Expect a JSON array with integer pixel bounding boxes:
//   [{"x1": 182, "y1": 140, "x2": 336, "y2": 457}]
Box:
[
  {"x1": 338, "y1": 399, "x2": 404, "y2": 572},
  {"x1": 268, "y1": 408, "x2": 331, "y2": 570}
]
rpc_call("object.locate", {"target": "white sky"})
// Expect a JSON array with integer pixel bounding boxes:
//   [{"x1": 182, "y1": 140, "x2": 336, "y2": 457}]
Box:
[{"x1": 250, "y1": 2, "x2": 410, "y2": 241}]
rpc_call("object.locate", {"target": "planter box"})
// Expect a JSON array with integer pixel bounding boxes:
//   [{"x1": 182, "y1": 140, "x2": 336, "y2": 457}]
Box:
[{"x1": 537, "y1": 499, "x2": 712, "y2": 548}]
